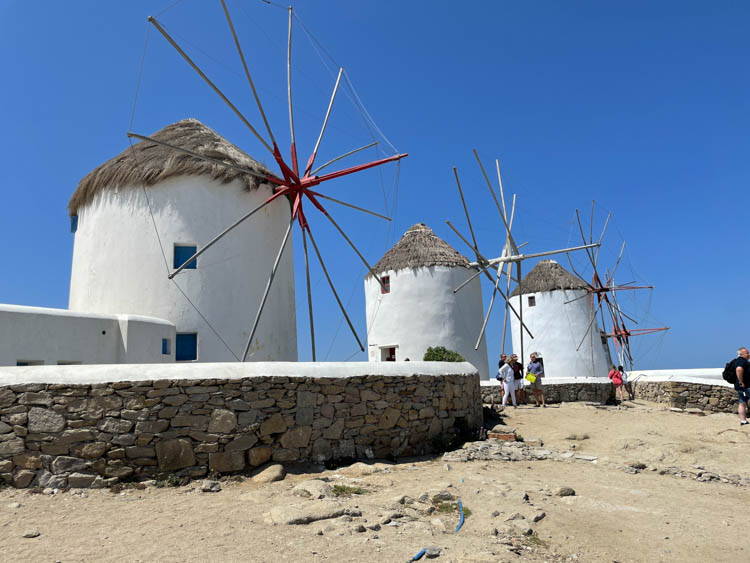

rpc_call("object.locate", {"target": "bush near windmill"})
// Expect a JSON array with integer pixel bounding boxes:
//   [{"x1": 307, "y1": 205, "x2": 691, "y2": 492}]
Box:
[{"x1": 424, "y1": 346, "x2": 465, "y2": 362}]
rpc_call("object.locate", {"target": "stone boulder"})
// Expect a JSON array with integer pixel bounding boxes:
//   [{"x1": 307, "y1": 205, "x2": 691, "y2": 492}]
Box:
[{"x1": 251, "y1": 463, "x2": 286, "y2": 483}]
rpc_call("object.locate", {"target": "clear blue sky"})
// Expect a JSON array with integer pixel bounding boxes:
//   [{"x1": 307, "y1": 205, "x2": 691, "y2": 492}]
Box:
[{"x1": 1, "y1": 0, "x2": 747, "y2": 370}]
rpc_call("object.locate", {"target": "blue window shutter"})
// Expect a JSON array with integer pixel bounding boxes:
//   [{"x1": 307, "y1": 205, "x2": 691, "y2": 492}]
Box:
[
  {"x1": 174, "y1": 245, "x2": 198, "y2": 269},
  {"x1": 176, "y1": 333, "x2": 197, "y2": 361},
  {"x1": 161, "y1": 338, "x2": 170, "y2": 355}
]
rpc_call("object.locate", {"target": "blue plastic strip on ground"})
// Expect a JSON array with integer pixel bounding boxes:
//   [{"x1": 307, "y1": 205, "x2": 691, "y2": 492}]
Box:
[
  {"x1": 454, "y1": 499, "x2": 465, "y2": 533},
  {"x1": 411, "y1": 547, "x2": 426, "y2": 560}
]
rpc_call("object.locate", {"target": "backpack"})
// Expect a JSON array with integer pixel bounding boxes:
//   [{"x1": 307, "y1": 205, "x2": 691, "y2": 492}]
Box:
[
  {"x1": 722, "y1": 359, "x2": 737, "y2": 384},
  {"x1": 513, "y1": 363, "x2": 523, "y2": 380}
]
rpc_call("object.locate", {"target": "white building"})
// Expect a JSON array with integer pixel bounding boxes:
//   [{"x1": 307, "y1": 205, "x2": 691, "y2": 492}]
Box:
[
  {"x1": 0, "y1": 305, "x2": 175, "y2": 366},
  {"x1": 509, "y1": 260, "x2": 612, "y2": 379},
  {"x1": 67, "y1": 119, "x2": 297, "y2": 363},
  {"x1": 364, "y1": 223, "x2": 490, "y2": 380}
]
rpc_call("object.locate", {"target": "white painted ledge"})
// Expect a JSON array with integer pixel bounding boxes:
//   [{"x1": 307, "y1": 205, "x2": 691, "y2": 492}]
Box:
[
  {"x1": 0, "y1": 361, "x2": 479, "y2": 386},
  {"x1": 0, "y1": 303, "x2": 173, "y2": 325}
]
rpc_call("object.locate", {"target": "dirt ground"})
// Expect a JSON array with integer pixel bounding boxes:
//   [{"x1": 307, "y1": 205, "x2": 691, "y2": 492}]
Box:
[{"x1": 1, "y1": 400, "x2": 749, "y2": 562}]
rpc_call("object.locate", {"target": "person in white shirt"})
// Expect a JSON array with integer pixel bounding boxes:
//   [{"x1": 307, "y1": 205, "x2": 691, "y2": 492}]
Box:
[{"x1": 499, "y1": 357, "x2": 517, "y2": 408}]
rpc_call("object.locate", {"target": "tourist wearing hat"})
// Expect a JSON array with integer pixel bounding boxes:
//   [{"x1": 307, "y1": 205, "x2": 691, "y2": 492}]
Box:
[{"x1": 499, "y1": 356, "x2": 517, "y2": 408}]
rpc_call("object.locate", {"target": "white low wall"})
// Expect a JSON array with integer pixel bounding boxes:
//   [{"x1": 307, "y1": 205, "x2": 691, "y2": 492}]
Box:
[
  {"x1": 624, "y1": 368, "x2": 728, "y2": 388},
  {"x1": 0, "y1": 304, "x2": 175, "y2": 366},
  {"x1": 0, "y1": 361, "x2": 478, "y2": 385}
]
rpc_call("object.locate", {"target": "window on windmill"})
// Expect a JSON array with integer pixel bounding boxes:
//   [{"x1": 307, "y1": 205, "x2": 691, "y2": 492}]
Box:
[
  {"x1": 381, "y1": 275, "x2": 391, "y2": 294},
  {"x1": 70, "y1": 215, "x2": 78, "y2": 233},
  {"x1": 16, "y1": 360, "x2": 44, "y2": 366},
  {"x1": 176, "y1": 333, "x2": 198, "y2": 362},
  {"x1": 528, "y1": 295, "x2": 536, "y2": 307},
  {"x1": 174, "y1": 244, "x2": 198, "y2": 270},
  {"x1": 162, "y1": 338, "x2": 171, "y2": 355},
  {"x1": 381, "y1": 346, "x2": 397, "y2": 362}
]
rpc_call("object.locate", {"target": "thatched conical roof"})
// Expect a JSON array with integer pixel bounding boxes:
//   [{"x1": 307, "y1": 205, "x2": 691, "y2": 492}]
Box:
[
  {"x1": 69, "y1": 118, "x2": 271, "y2": 215},
  {"x1": 366, "y1": 223, "x2": 469, "y2": 278},
  {"x1": 510, "y1": 259, "x2": 588, "y2": 296}
]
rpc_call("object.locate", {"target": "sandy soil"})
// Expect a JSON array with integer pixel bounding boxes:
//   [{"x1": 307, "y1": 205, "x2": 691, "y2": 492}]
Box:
[{"x1": 1, "y1": 400, "x2": 748, "y2": 563}]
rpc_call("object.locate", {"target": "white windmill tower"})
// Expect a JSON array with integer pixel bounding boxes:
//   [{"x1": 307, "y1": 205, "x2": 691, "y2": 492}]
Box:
[
  {"x1": 68, "y1": 119, "x2": 297, "y2": 363},
  {"x1": 508, "y1": 260, "x2": 612, "y2": 379},
  {"x1": 364, "y1": 223, "x2": 489, "y2": 379}
]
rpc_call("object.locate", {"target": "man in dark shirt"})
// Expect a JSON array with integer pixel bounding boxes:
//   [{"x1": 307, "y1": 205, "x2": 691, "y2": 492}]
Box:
[{"x1": 735, "y1": 347, "x2": 750, "y2": 426}]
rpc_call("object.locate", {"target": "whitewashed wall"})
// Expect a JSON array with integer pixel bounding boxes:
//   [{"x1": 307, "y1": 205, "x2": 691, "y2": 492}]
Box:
[
  {"x1": 365, "y1": 266, "x2": 490, "y2": 380},
  {"x1": 0, "y1": 304, "x2": 174, "y2": 365},
  {"x1": 69, "y1": 176, "x2": 297, "y2": 363},
  {"x1": 509, "y1": 289, "x2": 612, "y2": 379}
]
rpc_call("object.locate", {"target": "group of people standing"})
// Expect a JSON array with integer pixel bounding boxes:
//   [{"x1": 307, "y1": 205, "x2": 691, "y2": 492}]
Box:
[{"x1": 496, "y1": 352, "x2": 546, "y2": 408}]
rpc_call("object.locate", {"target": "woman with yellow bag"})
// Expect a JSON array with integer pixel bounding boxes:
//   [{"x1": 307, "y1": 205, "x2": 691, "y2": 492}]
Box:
[{"x1": 526, "y1": 353, "x2": 546, "y2": 408}]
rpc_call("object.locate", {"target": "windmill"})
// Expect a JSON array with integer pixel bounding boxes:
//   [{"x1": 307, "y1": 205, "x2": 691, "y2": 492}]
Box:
[
  {"x1": 126, "y1": 2, "x2": 407, "y2": 362},
  {"x1": 446, "y1": 150, "x2": 599, "y2": 365},
  {"x1": 565, "y1": 202, "x2": 669, "y2": 370}
]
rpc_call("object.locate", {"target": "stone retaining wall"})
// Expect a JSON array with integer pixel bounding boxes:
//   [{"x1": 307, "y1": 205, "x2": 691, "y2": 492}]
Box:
[
  {"x1": 632, "y1": 381, "x2": 737, "y2": 413},
  {"x1": 480, "y1": 378, "x2": 738, "y2": 414},
  {"x1": 481, "y1": 381, "x2": 613, "y2": 405},
  {"x1": 0, "y1": 365, "x2": 481, "y2": 489}
]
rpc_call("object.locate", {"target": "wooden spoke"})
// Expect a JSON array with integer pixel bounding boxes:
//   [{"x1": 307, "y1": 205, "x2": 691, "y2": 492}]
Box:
[
  {"x1": 575, "y1": 208, "x2": 597, "y2": 269},
  {"x1": 287, "y1": 6, "x2": 299, "y2": 174},
  {"x1": 309, "y1": 192, "x2": 391, "y2": 221},
  {"x1": 242, "y1": 214, "x2": 295, "y2": 361},
  {"x1": 315, "y1": 206, "x2": 385, "y2": 289},
  {"x1": 576, "y1": 298, "x2": 605, "y2": 352},
  {"x1": 453, "y1": 167, "x2": 481, "y2": 252},
  {"x1": 306, "y1": 225, "x2": 365, "y2": 352},
  {"x1": 310, "y1": 142, "x2": 378, "y2": 176},
  {"x1": 594, "y1": 211, "x2": 611, "y2": 267},
  {"x1": 220, "y1": 0, "x2": 277, "y2": 148},
  {"x1": 305, "y1": 67, "x2": 343, "y2": 177},
  {"x1": 301, "y1": 228, "x2": 316, "y2": 361},
  {"x1": 475, "y1": 259, "x2": 505, "y2": 350},
  {"x1": 147, "y1": 17, "x2": 274, "y2": 156}
]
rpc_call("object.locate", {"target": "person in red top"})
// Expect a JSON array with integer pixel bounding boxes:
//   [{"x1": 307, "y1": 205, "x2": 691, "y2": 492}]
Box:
[{"x1": 608, "y1": 364, "x2": 625, "y2": 402}]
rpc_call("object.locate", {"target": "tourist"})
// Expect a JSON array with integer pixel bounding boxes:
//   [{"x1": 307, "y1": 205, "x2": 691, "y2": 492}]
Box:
[
  {"x1": 734, "y1": 347, "x2": 750, "y2": 426},
  {"x1": 619, "y1": 364, "x2": 634, "y2": 400},
  {"x1": 608, "y1": 364, "x2": 625, "y2": 402},
  {"x1": 527, "y1": 353, "x2": 546, "y2": 407},
  {"x1": 495, "y1": 354, "x2": 507, "y2": 398},
  {"x1": 500, "y1": 356, "x2": 517, "y2": 408},
  {"x1": 511, "y1": 354, "x2": 525, "y2": 404}
]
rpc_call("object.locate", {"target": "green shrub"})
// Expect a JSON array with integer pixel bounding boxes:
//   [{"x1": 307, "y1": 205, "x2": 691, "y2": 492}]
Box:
[
  {"x1": 423, "y1": 346, "x2": 465, "y2": 362},
  {"x1": 332, "y1": 484, "x2": 367, "y2": 496}
]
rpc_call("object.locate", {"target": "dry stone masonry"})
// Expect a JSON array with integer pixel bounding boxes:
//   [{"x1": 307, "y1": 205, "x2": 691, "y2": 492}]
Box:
[
  {"x1": 632, "y1": 381, "x2": 737, "y2": 413},
  {"x1": 0, "y1": 368, "x2": 481, "y2": 489},
  {"x1": 481, "y1": 381, "x2": 613, "y2": 405},
  {"x1": 481, "y1": 379, "x2": 738, "y2": 414}
]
